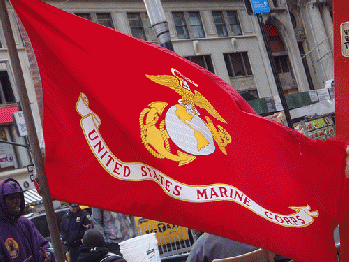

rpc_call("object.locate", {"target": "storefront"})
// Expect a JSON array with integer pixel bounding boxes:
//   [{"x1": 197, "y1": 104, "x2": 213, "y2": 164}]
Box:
[{"x1": 291, "y1": 99, "x2": 335, "y2": 140}]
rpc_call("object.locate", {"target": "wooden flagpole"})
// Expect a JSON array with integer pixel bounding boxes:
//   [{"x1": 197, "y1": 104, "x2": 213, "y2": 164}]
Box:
[{"x1": 0, "y1": 1, "x2": 65, "y2": 261}]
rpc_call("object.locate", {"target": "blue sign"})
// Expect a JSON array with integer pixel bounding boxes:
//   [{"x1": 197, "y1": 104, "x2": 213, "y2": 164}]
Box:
[{"x1": 251, "y1": 0, "x2": 270, "y2": 13}]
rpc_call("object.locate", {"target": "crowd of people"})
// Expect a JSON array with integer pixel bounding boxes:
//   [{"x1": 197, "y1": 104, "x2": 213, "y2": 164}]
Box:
[
  {"x1": 0, "y1": 177, "x2": 317, "y2": 262},
  {"x1": 0, "y1": 178, "x2": 135, "y2": 262},
  {"x1": 61, "y1": 205, "x2": 137, "y2": 262}
]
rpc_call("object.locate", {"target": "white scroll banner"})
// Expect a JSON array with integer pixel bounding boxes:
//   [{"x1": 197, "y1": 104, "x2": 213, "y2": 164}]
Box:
[{"x1": 76, "y1": 93, "x2": 318, "y2": 228}]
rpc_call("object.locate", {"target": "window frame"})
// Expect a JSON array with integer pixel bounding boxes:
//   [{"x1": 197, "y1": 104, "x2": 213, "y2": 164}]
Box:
[
  {"x1": 187, "y1": 12, "x2": 205, "y2": 38},
  {"x1": 127, "y1": 12, "x2": 157, "y2": 42},
  {"x1": 127, "y1": 12, "x2": 147, "y2": 41},
  {"x1": 212, "y1": 10, "x2": 242, "y2": 37},
  {"x1": 274, "y1": 55, "x2": 291, "y2": 74},
  {"x1": 226, "y1": 11, "x2": 242, "y2": 36},
  {"x1": 74, "y1": 12, "x2": 115, "y2": 29},
  {"x1": 96, "y1": 13, "x2": 115, "y2": 29},
  {"x1": 172, "y1": 11, "x2": 190, "y2": 39},
  {"x1": 224, "y1": 52, "x2": 253, "y2": 78},
  {"x1": 0, "y1": 71, "x2": 16, "y2": 104},
  {"x1": 172, "y1": 11, "x2": 205, "y2": 39},
  {"x1": 74, "y1": 13, "x2": 92, "y2": 21},
  {"x1": 184, "y1": 55, "x2": 215, "y2": 73},
  {"x1": 212, "y1": 11, "x2": 228, "y2": 37}
]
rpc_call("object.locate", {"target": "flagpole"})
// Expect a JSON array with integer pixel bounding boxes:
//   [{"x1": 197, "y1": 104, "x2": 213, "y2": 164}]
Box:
[
  {"x1": 143, "y1": 0, "x2": 174, "y2": 51},
  {"x1": 0, "y1": 1, "x2": 65, "y2": 262}
]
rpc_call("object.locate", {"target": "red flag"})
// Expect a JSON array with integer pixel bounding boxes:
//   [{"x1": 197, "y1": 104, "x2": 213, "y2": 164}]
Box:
[
  {"x1": 11, "y1": 0, "x2": 348, "y2": 261},
  {"x1": 333, "y1": 1, "x2": 349, "y2": 261}
]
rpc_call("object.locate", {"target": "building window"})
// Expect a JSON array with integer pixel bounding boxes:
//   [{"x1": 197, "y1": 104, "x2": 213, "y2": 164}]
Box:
[
  {"x1": 0, "y1": 127, "x2": 16, "y2": 171},
  {"x1": 172, "y1": 11, "x2": 205, "y2": 39},
  {"x1": 212, "y1": 11, "x2": 228, "y2": 37},
  {"x1": 188, "y1": 12, "x2": 205, "y2": 38},
  {"x1": 96, "y1": 13, "x2": 114, "y2": 29},
  {"x1": 173, "y1": 12, "x2": 189, "y2": 39},
  {"x1": 224, "y1": 52, "x2": 253, "y2": 77},
  {"x1": 274, "y1": 55, "x2": 291, "y2": 74},
  {"x1": 74, "y1": 13, "x2": 114, "y2": 29},
  {"x1": 227, "y1": 11, "x2": 242, "y2": 36},
  {"x1": 75, "y1": 13, "x2": 92, "y2": 21},
  {"x1": 185, "y1": 55, "x2": 215, "y2": 73},
  {"x1": 0, "y1": 71, "x2": 15, "y2": 104},
  {"x1": 128, "y1": 13, "x2": 147, "y2": 40},
  {"x1": 212, "y1": 11, "x2": 242, "y2": 37},
  {"x1": 127, "y1": 13, "x2": 157, "y2": 42}
]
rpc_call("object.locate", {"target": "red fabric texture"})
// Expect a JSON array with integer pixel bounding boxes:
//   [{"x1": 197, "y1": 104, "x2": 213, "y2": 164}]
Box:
[
  {"x1": 333, "y1": 1, "x2": 349, "y2": 262},
  {"x1": 11, "y1": 0, "x2": 348, "y2": 261}
]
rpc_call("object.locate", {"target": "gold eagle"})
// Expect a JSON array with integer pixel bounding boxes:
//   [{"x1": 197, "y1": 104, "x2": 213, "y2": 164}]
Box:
[{"x1": 146, "y1": 74, "x2": 226, "y2": 124}]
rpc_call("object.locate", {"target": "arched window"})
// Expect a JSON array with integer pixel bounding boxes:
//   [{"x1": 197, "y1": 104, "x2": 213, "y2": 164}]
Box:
[{"x1": 265, "y1": 22, "x2": 298, "y2": 93}]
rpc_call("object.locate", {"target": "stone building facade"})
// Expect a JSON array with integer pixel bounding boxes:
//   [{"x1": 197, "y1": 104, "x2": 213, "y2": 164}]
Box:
[{"x1": 0, "y1": 0, "x2": 334, "y2": 187}]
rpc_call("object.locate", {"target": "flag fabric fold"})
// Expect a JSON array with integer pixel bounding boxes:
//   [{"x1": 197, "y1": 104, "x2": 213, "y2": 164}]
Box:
[{"x1": 10, "y1": 0, "x2": 348, "y2": 261}]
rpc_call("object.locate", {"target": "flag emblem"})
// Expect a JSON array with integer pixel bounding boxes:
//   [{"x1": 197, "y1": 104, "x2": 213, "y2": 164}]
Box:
[
  {"x1": 140, "y1": 69, "x2": 231, "y2": 166},
  {"x1": 76, "y1": 93, "x2": 319, "y2": 229}
]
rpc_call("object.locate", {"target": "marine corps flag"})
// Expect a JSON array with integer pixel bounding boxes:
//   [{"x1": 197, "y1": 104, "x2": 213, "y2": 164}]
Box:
[{"x1": 11, "y1": 0, "x2": 348, "y2": 261}]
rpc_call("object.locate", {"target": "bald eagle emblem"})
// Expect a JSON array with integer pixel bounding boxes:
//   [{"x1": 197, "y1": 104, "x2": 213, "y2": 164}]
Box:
[{"x1": 139, "y1": 68, "x2": 231, "y2": 166}]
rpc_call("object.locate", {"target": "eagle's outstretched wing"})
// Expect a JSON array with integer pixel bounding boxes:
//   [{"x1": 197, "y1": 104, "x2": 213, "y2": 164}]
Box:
[
  {"x1": 193, "y1": 90, "x2": 226, "y2": 123},
  {"x1": 145, "y1": 75, "x2": 186, "y2": 96}
]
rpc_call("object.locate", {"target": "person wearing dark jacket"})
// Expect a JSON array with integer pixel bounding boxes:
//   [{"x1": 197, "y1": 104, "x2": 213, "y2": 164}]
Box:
[
  {"x1": 0, "y1": 178, "x2": 54, "y2": 262},
  {"x1": 92, "y1": 208, "x2": 137, "y2": 256},
  {"x1": 77, "y1": 229, "x2": 126, "y2": 262},
  {"x1": 60, "y1": 203, "x2": 91, "y2": 262}
]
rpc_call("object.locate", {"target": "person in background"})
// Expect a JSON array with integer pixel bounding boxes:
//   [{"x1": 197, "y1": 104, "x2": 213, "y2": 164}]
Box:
[
  {"x1": 92, "y1": 208, "x2": 137, "y2": 256},
  {"x1": 190, "y1": 229, "x2": 204, "y2": 242},
  {"x1": 186, "y1": 233, "x2": 257, "y2": 262},
  {"x1": 186, "y1": 233, "x2": 291, "y2": 262},
  {"x1": 77, "y1": 229, "x2": 126, "y2": 262},
  {"x1": 61, "y1": 203, "x2": 91, "y2": 262},
  {"x1": 0, "y1": 178, "x2": 54, "y2": 261}
]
